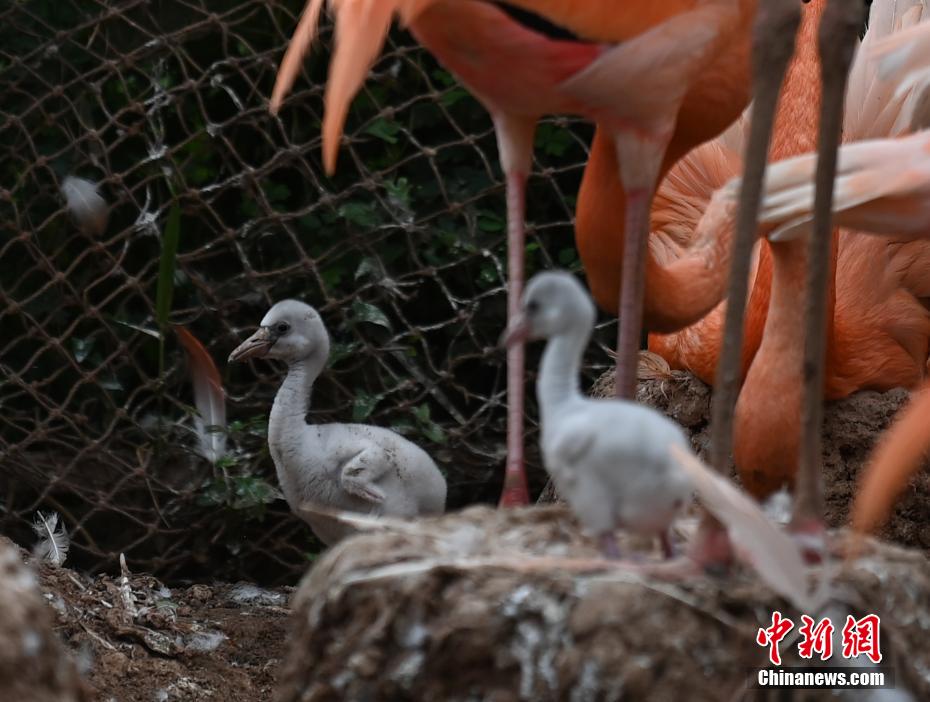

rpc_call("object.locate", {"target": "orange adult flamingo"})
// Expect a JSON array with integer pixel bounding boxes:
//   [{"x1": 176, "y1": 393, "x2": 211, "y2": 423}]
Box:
[
  {"x1": 687, "y1": 0, "x2": 862, "y2": 567},
  {"x1": 643, "y1": 117, "x2": 760, "y2": 385},
  {"x1": 770, "y1": 14, "x2": 930, "y2": 545},
  {"x1": 628, "y1": 0, "x2": 830, "y2": 533},
  {"x1": 269, "y1": 0, "x2": 753, "y2": 507},
  {"x1": 766, "y1": 125, "x2": 930, "y2": 538},
  {"x1": 572, "y1": 2, "x2": 863, "y2": 537},
  {"x1": 574, "y1": 99, "x2": 749, "y2": 330},
  {"x1": 631, "y1": 1, "x2": 928, "y2": 563},
  {"x1": 650, "y1": 0, "x2": 930, "y2": 389},
  {"x1": 730, "y1": 0, "x2": 930, "y2": 505}
]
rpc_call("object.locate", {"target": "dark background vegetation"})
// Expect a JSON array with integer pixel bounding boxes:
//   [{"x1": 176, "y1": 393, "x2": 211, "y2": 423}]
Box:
[{"x1": 0, "y1": 0, "x2": 614, "y2": 585}]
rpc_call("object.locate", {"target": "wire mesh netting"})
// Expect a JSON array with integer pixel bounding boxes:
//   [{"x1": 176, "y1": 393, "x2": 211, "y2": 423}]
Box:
[{"x1": 0, "y1": 0, "x2": 614, "y2": 584}]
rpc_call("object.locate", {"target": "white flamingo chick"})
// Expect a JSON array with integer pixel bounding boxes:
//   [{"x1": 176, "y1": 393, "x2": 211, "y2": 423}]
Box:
[
  {"x1": 229, "y1": 300, "x2": 447, "y2": 545},
  {"x1": 504, "y1": 272, "x2": 693, "y2": 557}
]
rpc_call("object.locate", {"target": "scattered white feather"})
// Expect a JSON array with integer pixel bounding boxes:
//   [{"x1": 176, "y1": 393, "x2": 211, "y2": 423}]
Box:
[
  {"x1": 31, "y1": 511, "x2": 70, "y2": 567},
  {"x1": 671, "y1": 446, "x2": 828, "y2": 612},
  {"x1": 227, "y1": 583, "x2": 286, "y2": 607},
  {"x1": 763, "y1": 488, "x2": 794, "y2": 526},
  {"x1": 184, "y1": 630, "x2": 227, "y2": 653},
  {"x1": 60, "y1": 176, "x2": 108, "y2": 236}
]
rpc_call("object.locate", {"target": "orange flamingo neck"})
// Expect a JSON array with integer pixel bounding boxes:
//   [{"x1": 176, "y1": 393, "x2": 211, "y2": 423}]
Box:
[
  {"x1": 741, "y1": 0, "x2": 830, "y2": 369},
  {"x1": 735, "y1": 0, "x2": 842, "y2": 498},
  {"x1": 769, "y1": 0, "x2": 824, "y2": 160}
]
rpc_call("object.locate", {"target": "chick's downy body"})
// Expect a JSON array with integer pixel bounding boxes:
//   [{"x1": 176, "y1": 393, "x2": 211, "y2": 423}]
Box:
[
  {"x1": 269, "y1": 413, "x2": 446, "y2": 544},
  {"x1": 541, "y1": 398, "x2": 691, "y2": 536}
]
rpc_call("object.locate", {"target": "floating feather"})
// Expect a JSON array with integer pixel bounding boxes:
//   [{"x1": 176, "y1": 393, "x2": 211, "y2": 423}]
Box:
[
  {"x1": 31, "y1": 511, "x2": 70, "y2": 567},
  {"x1": 671, "y1": 446, "x2": 827, "y2": 612},
  {"x1": 175, "y1": 326, "x2": 227, "y2": 463},
  {"x1": 60, "y1": 175, "x2": 108, "y2": 236}
]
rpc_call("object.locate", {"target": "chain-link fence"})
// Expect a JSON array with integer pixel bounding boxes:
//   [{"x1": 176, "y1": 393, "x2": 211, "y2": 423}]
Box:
[{"x1": 1, "y1": 0, "x2": 614, "y2": 584}]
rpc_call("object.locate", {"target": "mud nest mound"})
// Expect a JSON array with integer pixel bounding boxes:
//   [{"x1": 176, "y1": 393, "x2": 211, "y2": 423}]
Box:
[
  {"x1": 277, "y1": 506, "x2": 930, "y2": 702},
  {"x1": 0, "y1": 537, "x2": 88, "y2": 702},
  {"x1": 587, "y1": 368, "x2": 930, "y2": 554}
]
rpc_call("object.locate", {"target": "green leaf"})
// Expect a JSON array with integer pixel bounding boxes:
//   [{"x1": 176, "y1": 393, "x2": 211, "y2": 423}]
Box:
[
  {"x1": 215, "y1": 455, "x2": 239, "y2": 470},
  {"x1": 413, "y1": 404, "x2": 446, "y2": 444},
  {"x1": 197, "y1": 478, "x2": 229, "y2": 507},
  {"x1": 355, "y1": 257, "x2": 380, "y2": 281},
  {"x1": 338, "y1": 201, "x2": 380, "y2": 228},
  {"x1": 535, "y1": 123, "x2": 574, "y2": 157},
  {"x1": 365, "y1": 117, "x2": 401, "y2": 144},
  {"x1": 244, "y1": 416, "x2": 268, "y2": 436},
  {"x1": 321, "y1": 265, "x2": 345, "y2": 289},
  {"x1": 352, "y1": 391, "x2": 381, "y2": 422},
  {"x1": 351, "y1": 300, "x2": 392, "y2": 332},
  {"x1": 226, "y1": 416, "x2": 267, "y2": 438},
  {"x1": 477, "y1": 210, "x2": 505, "y2": 233},
  {"x1": 431, "y1": 69, "x2": 457, "y2": 87},
  {"x1": 478, "y1": 263, "x2": 498, "y2": 287},
  {"x1": 197, "y1": 475, "x2": 279, "y2": 516},
  {"x1": 232, "y1": 476, "x2": 278, "y2": 509},
  {"x1": 558, "y1": 247, "x2": 578, "y2": 266},
  {"x1": 155, "y1": 204, "x2": 181, "y2": 331},
  {"x1": 329, "y1": 341, "x2": 361, "y2": 365},
  {"x1": 383, "y1": 178, "x2": 412, "y2": 210},
  {"x1": 440, "y1": 87, "x2": 470, "y2": 108},
  {"x1": 299, "y1": 213, "x2": 321, "y2": 230},
  {"x1": 264, "y1": 182, "x2": 291, "y2": 203},
  {"x1": 422, "y1": 422, "x2": 446, "y2": 444},
  {"x1": 190, "y1": 166, "x2": 213, "y2": 185}
]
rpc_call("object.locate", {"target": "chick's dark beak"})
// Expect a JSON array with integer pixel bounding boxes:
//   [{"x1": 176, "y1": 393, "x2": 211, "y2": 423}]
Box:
[
  {"x1": 228, "y1": 327, "x2": 275, "y2": 362},
  {"x1": 500, "y1": 313, "x2": 531, "y2": 349}
]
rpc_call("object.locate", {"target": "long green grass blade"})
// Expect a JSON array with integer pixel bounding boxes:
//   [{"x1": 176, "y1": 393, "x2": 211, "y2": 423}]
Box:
[{"x1": 156, "y1": 203, "x2": 181, "y2": 333}]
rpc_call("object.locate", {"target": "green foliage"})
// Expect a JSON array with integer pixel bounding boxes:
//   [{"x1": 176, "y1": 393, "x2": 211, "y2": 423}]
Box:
[
  {"x1": 351, "y1": 301, "x2": 393, "y2": 332},
  {"x1": 226, "y1": 416, "x2": 268, "y2": 438},
  {"x1": 352, "y1": 391, "x2": 383, "y2": 422},
  {"x1": 197, "y1": 474, "x2": 279, "y2": 521},
  {"x1": 0, "y1": 0, "x2": 607, "y2": 584},
  {"x1": 536, "y1": 123, "x2": 575, "y2": 157}
]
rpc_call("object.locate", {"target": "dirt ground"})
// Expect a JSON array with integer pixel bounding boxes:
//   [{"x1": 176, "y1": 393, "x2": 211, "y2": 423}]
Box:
[
  {"x1": 5, "y1": 371, "x2": 929, "y2": 701},
  {"x1": 19, "y1": 538, "x2": 292, "y2": 701}
]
